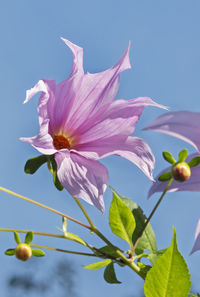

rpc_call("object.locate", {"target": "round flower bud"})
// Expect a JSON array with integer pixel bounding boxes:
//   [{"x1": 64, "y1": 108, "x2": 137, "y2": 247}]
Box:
[
  {"x1": 15, "y1": 243, "x2": 32, "y2": 261},
  {"x1": 172, "y1": 162, "x2": 191, "y2": 182}
]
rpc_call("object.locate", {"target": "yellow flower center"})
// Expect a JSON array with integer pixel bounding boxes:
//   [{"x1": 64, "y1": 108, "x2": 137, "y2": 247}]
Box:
[{"x1": 53, "y1": 135, "x2": 71, "y2": 150}]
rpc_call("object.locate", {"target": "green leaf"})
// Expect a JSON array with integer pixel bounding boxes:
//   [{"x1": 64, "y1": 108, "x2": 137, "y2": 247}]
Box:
[
  {"x1": 178, "y1": 149, "x2": 188, "y2": 162},
  {"x1": 158, "y1": 172, "x2": 172, "y2": 181},
  {"x1": 50, "y1": 158, "x2": 64, "y2": 191},
  {"x1": 144, "y1": 227, "x2": 191, "y2": 297},
  {"x1": 14, "y1": 232, "x2": 21, "y2": 244},
  {"x1": 64, "y1": 232, "x2": 87, "y2": 246},
  {"x1": 25, "y1": 232, "x2": 33, "y2": 244},
  {"x1": 5, "y1": 248, "x2": 15, "y2": 256},
  {"x1": 32, "y1": 249, "x2": 45, "y2": 257},
  {"x1": 162, "y1": 151, "x2": 176, "y2": 165},
  {"x1": 62, "y1": 217, "x2": 67, "y2": 233},
  {"x1": 189, "y1": 294, "x2": 198, "y2": 297},
  {"x1": 148, "y1": 249, "x2": 167, "y2": 265},
  {"x1": 83, "y1": 259, "x2": 111, "y2": 270},
  {"x1": 137, "y1": 262, "x2": 152, "y2": 279},
  {"x1": 188, "y1": 156, "x2": 200, "y2": 168},
  {"x1": 110, "y1": 188, "x2": 157, "y2": 254},
  {"x1": 109, "y1": 191, "x2": 136, "y2": 248},
  {"x1": 96, "y1": 246, "x2": 119, "y2": 258},
  {"x1": 24, "y1": 155, "x2": 48, "y2": 174},
  {"x1": 104, "y1": 262, "x2": 121, "y2": 284}
]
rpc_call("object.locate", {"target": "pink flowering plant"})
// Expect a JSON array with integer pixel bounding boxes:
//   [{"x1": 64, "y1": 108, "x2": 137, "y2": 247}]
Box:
[{"x1": 1, "y1": 38, "x2": 200, "y2": 297}]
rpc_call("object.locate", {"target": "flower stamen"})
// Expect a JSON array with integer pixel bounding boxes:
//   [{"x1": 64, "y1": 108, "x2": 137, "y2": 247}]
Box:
[{"x1": 53, "y1": 135, "x2": 71, "y2": 150}]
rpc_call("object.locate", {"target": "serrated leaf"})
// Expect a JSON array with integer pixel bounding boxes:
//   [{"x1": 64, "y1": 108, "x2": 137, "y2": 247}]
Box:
[
  {"x1": 162, "y1": 151, "x2": 176, "y2": 165},
  {"x1": 50, "y1": 158, "x2": 64, "y2": 191},
  {"x1": 24, "y1": 155, "x2": 48, "y2": 174},
  {"x1": 32, "y1": 249, "x2": 45, "y2": 257},
  {"x1": 158, "y1": 172, "x2": 172, "y2": 181},
  {"x1": 109, "y1": 191, "x2": 136, "y2": 248},
  {"x1": 110, "y1": 188, "x2": 157, "y2": 254},
  {"x1": 64, "y1": 232, "x2": 87, "y2": 246},
  {"x1": 14, "y1": 232, "x2": 21, "y2": 244},
  {"x1": 104, "y1": 262, "x2": 121, "y2": 284},
  {"x1": 62, "y1": 217, "x2": 67, "y2": 233},
  {"x1": 178, "y1": 149, "x2": 188, "y2": 162},
  {"x1": 144, "y1": 227, "x2": 191, "y2": 297},
  {"x1": 188, "y1": 156, "x2": 200, "y2": 168},
  {"x1": 83, "y1": 259, "x2": 111, "y2": 270},
  {"x1": 25, "y1": 232, "x2": 33, "y2": 244},
  {"x1": 5, "y1": 249, "x2": 15, "y2": 256}
]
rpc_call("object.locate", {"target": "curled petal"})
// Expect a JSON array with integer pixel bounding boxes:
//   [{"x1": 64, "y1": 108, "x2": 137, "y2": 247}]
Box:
[
  {"x1": 20, "y1": 120, "x2": 56, "y2": 155},
  {"x1": 191, "y1": 219, "x2": 200, "y2": 254},
  {"x1": 55, "y1": 151, "x2": 108, "y2": 212},
  {"x1": 144, "y1": 111, "x2": 200, "y2": 152},
  {"x1": 148, "y1": 153, "x2": 200, "y2": 198}
]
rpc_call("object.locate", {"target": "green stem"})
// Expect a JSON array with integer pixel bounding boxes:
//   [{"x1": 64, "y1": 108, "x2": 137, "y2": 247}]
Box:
[
  {"x1": 30, "y1": 243, "x2": 96, "y2": 257},
  {"x1": 47, "y1": 160, "x2": 53, "y2": 174},
  {"x1": 132, "y1": 178, "x2": 173, "y2": 252},
  {"x1": 73, "y1": 196, "x2": 95, "y2": 229},
  {"x1": 0, "y1": 186, "x2": 91, "y2": 230}
]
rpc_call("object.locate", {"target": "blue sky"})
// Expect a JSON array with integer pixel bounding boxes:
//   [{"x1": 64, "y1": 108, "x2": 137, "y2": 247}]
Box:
[{"x1": 0, "y1": 0, "x2": 200, "y2": 296}]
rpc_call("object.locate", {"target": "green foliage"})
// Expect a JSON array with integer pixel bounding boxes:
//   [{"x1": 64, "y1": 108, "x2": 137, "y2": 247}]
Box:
[
  {"x1": 5, "y1": 249, "x2": 15, "y2": 256},
  {"x1": 144, "y1": 227, "x2": 191, "y2": 297},
  {"x1": 50, "y1": 158, "x2": 64, "y2": 191},
  {"x1": 109, "y1": 191, "x2": 136, "y2": 248},
  {"x1": 83, "y1": 259, "x2": 111, "y2": 270},
  {"x1": 14, "y1": 232, "x2": 21, "y2": 244},
  {"x1": 25, "y1": 232, "x2": 33, "y2": 244},
  {"x1": 104, "y1": 262, "x2": 121, "y2": 284},
  {"x1": 24, "y1": 155, "x2": 48, "y2": 174},
  {"x1": 110, "y1": 188, "x2": 157, "y2": 255},
  {"x1": 137, "y1": 262, "x2": 152, "y2": 279},
  {"x1": 178, "y1": 149, "x2": 188, "y2": 162},
  {"x1": 62, "y1": 217, "x2": 67, "y2": 233},
  {"x1": 188, "y1": 156, "x2": 200, "y2": 168},
  {"x1": 158, "y1": 172, "x2": 172, "y2": 181},
  {"x1": 162, "y1": 151, "x2": 176, "y2": 165},
  {"x1": 31, "y1": 249, "x2": 45, "y2": 257},
  {"x1": 63, "y1": 232, "x2": 87, "y2": 246},
  {"x1": 96, "y1": 245, "x2": 119, "y2": 258}
]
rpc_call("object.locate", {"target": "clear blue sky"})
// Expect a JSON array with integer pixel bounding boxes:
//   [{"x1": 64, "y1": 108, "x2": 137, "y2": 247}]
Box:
[{"x1": 0, "y1": 0, "x2": 200, "y2": 296}]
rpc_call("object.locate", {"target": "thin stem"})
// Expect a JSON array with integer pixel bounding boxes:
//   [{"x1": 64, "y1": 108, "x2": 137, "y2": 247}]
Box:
[
  {"x1": 30, "y1": 244, "x2": 96, "y2": 257},
  {"x1": 133, "y1": 178, "x2": 173, "y2": 252},
  {"x1": 47, "y1": 160, "x2": 53, "y2": 174},
  {"x1": 73, "y1": 196, "x2": 95, "y2": 229},
  {"x1": 0, "y1": 186, "x2": 91, "y2": 230}
]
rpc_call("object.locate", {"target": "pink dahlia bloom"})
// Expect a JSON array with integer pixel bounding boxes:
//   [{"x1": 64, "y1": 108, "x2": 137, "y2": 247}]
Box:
[{"x1": 21, "y1": 38, "x2": 165, "y2": 212}]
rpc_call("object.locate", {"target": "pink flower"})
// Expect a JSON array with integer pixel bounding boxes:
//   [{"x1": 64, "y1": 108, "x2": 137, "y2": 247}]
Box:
[{"x1": 21, "y1": 38, "x2": 165, "y2": 212}]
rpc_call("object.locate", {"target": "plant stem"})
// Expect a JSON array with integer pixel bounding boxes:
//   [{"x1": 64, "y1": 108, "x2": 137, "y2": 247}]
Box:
[
  {"x1": 30, "y1": 243, "x2": 96, "y2": 257},
  {"x1": 73, "y1": 196, "x2": 95, "y2": 229},
  {"x1": 132, "y1": 178, "x2": 173, "y2": 252},
  {"x1": 0, "y1": 186, "x2": 91, "y2": 230}
]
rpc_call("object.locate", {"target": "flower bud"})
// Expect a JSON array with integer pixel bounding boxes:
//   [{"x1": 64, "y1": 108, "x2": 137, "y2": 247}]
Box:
[
  {"x1": 15, "y1": 243, "x2": 32, "y2": 261},
  {"x1": 172, "y1": 162, "x2": 191, "y2": 182}
]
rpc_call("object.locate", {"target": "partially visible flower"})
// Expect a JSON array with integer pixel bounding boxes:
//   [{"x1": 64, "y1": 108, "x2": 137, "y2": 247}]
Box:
[
  {"x1": 144, "y1": 111, "x2": 200, "y2": 152},
  {"x1": 21, "y1": 38, "x2": 166, "y2": 212},
  {"x1": 191, "y1": 219, "x2": 200, "y2": 254},
  {"x1": 148, "y1": 153, "x2": 200, "y2": 197}
]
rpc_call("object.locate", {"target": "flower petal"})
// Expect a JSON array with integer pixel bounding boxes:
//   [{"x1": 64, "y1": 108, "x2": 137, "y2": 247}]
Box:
[
  {"x1": 191, "y1": 219, "x2": 200, "y2": 254},
  {"x1": 55, "y1": 151, "x2": 108, "y2": 212},
  {"x1": 148, "y1": 153, "x2": 200, "y2": 198},
  {"x1": 62, "y1": 43, "x2": 132, "y2": 131},
  {"x1": 76, "y1": 97, "x2": 167, "y2": 144},
  {"x1": 77, "y1": 136, "x2": 155, "y2": 180},
  {"x1": 20, "y1": 120, "x2": 57, "y2": 155},
  {"x1": 144, "y1": 111, "x2": 200, "y2": 152}
]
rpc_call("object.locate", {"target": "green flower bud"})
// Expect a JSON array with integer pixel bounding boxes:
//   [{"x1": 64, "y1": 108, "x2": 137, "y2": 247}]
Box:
[
  {"x1": 172, "y1": 162, "x2": 191, "y2": 182},
  {"x1": 15, "y1": 243, "x2": 32, "y2": 261}
]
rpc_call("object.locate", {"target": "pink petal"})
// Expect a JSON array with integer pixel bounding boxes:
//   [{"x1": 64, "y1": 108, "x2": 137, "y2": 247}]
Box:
[
  {"x1": 76, "y1": 97, "x2": 167, "y2": 144},
  {"x1": 62, "y1": 43, "x2": 131, "y2": 131},
  {"x1": 144, "y1": 111, "x2": 200, "y2": 152},
  {"x1": 20, "y1": 120, "x2": 57, "y2": 155},
  {"x1": 77, "y1": 136, "x2": 155, "y2": 180},
  {"x1": 55, "y1": 151, "x2": 108, "y2": 212},
  {"x1": 191, "y1": 219, "x2": 200, "y2": 254},
  {"x1": 148, "y1": 153, "x2": 200, "y2": 197}
]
